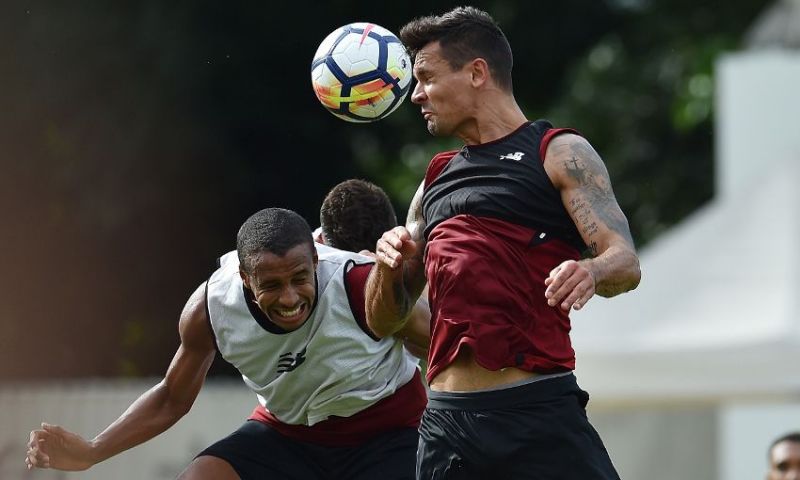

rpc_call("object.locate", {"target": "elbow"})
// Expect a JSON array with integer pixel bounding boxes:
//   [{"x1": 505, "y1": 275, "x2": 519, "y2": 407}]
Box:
[
  {"x1": 595, "y1": 254, "x2": 641, "y2": 297},
  {"x1": 624, "y1": 253, "x2": 642, "y2": 292},
  {"x1": 630, "y1": 261, "x2": 642, "y2": 291},
  {"x1": 616, "y1": 249, "x2": 641, "y2": 294},
  {"x1": 155, "y1": 381, "x2": 194, "y2": 420},
  {"x1": 171, "y1": 399, "x2": 194, "y2": 418},
  {"x1": 366, "y1": 314, "x2": 404, "y2": 339}
]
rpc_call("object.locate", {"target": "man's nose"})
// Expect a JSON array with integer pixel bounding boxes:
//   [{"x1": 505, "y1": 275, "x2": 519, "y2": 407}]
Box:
[
  {"x1": 279, "y1": 287, "x2": 299, "y2": 306},
  {"x1": 411, "y1": 82, "x2": 426, "y2": 104}
]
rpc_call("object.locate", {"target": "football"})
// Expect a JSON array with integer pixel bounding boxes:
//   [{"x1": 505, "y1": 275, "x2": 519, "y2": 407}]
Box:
[{"x1": 311, "y1": 23, "x2": 412, "y2": 123}]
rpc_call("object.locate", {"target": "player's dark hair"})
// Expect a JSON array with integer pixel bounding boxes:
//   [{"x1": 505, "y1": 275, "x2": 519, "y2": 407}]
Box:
[
  {"x1": 320, "y1": 179, "x2": 397, "y2": 253},
  {"x1": 769, "y1": 432, "x2": 800, "y2": 460},
  {"x1": 237, "y1": 208, "x2": 313, "y2": 273},
  {"x1": 399, "y1": 6, "x2": 513, "y2": 91}
]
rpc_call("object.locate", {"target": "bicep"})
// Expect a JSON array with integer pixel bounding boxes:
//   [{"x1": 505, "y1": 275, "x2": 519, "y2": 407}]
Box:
[
  {"x1": 544, "y1": 135, "x2": 634, "y2": 256},
  {"x1": 163, "y1": 283, "x2": 216, "y2": 402},
  {"x1": 405, "y1": 180, "x2": 426, "y2": 244}
]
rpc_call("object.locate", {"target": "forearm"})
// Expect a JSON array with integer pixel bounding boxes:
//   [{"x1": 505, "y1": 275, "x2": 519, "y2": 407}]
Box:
[
  {"x1": 89, "y1": 381, "x2": 191, "y2": 464},
  {"x1": 366, "y1": 264, "x2": 423, "y2": 338},
  {"x1": 581, "y1": 244, "x2": 641, "y2": 297},
  {"x1": 395, "y1": 296, "x2": 430, "y2": 352}
]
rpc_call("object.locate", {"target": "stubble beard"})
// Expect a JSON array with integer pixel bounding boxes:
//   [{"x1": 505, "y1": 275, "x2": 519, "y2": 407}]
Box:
[{"x1": 426, "y1": 119, "x2": 442, "y2": 136}]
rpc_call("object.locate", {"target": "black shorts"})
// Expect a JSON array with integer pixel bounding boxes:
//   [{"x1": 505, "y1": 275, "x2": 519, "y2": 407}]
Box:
[
  {"x1": 198, "y1": 420, "x2": 418, "y2": 480},
  {"x1": 416, "y1": 373, "x2": 620, "y2": 480}
]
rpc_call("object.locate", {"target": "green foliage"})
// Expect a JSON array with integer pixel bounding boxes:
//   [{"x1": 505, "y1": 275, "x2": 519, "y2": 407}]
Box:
[{"x1": 542, "y1": 1, "x2": 765, "y2": 245}]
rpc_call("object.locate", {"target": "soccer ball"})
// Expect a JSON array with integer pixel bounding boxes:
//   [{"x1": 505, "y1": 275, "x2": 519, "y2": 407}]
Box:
[{"x1": 311, "y1": 23, "x2": 412, "y2": 123}]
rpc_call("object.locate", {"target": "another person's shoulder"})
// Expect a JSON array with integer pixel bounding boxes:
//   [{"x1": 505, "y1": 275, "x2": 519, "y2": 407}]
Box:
[{"x1": 315, "y1": 243, "x2": 374, "y2": 271}]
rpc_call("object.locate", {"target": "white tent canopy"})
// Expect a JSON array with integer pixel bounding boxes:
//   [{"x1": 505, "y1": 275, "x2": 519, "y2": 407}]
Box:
[{"x1": 571, "y1": 52, "x2": 800, "y2": 404}]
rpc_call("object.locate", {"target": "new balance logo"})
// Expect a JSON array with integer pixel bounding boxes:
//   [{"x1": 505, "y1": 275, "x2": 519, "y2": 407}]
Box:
[
  {"x1": 500, "y1": 152, "x2": 525, "y2": 161},
  {"x1": 277, "y1": 347, "x2": 307, "y2": 373}
]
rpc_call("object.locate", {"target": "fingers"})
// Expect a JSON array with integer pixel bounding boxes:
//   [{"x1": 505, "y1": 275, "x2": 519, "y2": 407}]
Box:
[
  {"x1": 375, "y1": 227, "x2": 413, "y2": 270},
  {"x1": 42, "y1": 422, "x2": 62, "y2": 434},
  {"x1": 375, "y1": 240, "x2": 402, "y2": 269},
  {"x1": 545, "y1": 261, "x2": 595, "y2": 312},
  {"x1": 26, "y1": 431, "x2": 51, "y2": 469}
]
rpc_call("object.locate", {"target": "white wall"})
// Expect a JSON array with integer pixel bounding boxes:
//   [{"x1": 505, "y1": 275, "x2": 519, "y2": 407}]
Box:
[
  {"x1": 589, "y1": 405, "x2": 718, "y2": 480},
  {"x1": 719, "y1": 402, "x2": 800, "y2": 480},
  {"x1": 0, "y1": 379, "x2": 256, "y2": 480},
  {"x1": 715, "y1": 51, "x2": 800, "y2": 198}
]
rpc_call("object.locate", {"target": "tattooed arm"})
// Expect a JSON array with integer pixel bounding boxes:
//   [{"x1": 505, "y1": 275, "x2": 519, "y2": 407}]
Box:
[
  {"x1": 365, "y1": 180, "x2": 428, "y2": 338},
  {"x1": 542, "y1": 133, "x2": 641, "y2": 312}
]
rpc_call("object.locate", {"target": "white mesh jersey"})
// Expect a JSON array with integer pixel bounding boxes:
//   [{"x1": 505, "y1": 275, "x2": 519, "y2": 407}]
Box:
[{"x1": 205, "y1": 243, "x2": 417, "y2": 426}]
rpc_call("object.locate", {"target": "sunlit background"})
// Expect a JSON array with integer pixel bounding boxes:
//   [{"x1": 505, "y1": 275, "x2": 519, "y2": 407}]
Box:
[{"x1": 1, "y1": 0, "x2": 798, "y2": 479}]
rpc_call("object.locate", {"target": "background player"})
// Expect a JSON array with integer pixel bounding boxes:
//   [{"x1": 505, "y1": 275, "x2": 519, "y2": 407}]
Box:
[{"x1": 767, "y1": 432, "x2": 800, "y2": 480}]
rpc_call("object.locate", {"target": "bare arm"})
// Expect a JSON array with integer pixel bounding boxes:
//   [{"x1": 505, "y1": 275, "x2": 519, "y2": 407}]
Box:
[
  {"x1": 26, "y1": 283, "x2": 217, "y2": 471},
  {"x1": 543, "y1": 134, "x2": 641, "y2": 312},
  {"x1": 394, "y1": 284, "x2": 431, "y2": 359},
  {"x1": 366, "y1": 180, "x2": 428, "y2": 338}
]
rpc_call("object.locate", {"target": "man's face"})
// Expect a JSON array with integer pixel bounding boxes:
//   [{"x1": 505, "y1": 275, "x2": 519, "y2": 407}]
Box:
[
  {"x1": 768, "y1": 440, "x2": 800, "y2": 480},
  {"x1": 240, "y1": 243, "x2": 317, "y2": 332},
  {"x1": 410, "y1": 41, "x2": 475, "y2": 137}
]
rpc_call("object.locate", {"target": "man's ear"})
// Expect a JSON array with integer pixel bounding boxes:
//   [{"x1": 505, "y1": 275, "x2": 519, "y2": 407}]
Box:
[
  {"x1": 470, "y1": 58, "x2": 489, "y2": 88},
  {"x1": 312, "y1": 227, "x2": 325, "y2": 244},
  {"x1": 239, "y1": 266, "x2": 251, "y2": 290}
]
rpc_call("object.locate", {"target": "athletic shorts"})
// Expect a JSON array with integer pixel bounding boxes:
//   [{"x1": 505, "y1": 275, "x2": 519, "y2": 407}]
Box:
[
  {"x1": 198, "y1": 420, "x2": 418, "y2": 480},
  {"x1": 416, "y1": 373, "x2": 620, "y2": 480}
]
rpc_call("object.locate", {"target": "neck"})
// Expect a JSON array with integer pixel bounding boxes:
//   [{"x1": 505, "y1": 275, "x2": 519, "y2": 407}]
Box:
[{"x1": 456, "y1": 93, "x2": 528, "y2": 145}]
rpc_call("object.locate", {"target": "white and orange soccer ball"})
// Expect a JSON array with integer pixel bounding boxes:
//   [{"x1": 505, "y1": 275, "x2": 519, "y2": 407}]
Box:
[{"x1": 311, "y1": 23, "x2": 412, "y2": 123}]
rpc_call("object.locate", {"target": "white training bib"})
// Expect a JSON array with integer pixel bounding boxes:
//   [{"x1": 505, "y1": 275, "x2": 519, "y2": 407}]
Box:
[{"x1": 206, "y1": 243, "x2": 416, "y2": 426}]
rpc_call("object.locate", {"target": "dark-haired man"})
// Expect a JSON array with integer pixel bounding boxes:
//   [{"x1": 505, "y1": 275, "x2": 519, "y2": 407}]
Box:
[
  {"x1": 315, "y1": 179, "x2": 429, "y2": 357},
  {"x1": 318, "y1": 178, "x2": 398, "y2": 254},
  {"x1": 768, "y1": 432, "x2": 800, "y2": 480},
  {"x1": 27, "y1": 207, "x2": 428, "y2": 479},
  {"x1": 365, "y1": 6, "x2": 641, "y2": 480}
]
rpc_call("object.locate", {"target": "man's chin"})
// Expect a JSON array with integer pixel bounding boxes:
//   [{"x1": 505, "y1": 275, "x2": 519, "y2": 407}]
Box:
[{"x1": 427, "y1": 121, "x2": 449, "y2": 137}]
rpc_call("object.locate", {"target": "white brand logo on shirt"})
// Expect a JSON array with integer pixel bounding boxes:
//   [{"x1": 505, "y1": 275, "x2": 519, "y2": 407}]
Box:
[{"x1": 500, "y1": 152, "x2": 525, "y2": 161}]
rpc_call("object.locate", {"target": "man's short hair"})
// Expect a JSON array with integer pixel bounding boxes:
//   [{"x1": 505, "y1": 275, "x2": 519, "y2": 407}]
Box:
[
  {"x1": 319, "y1": 179, "x2": 397, "y2": 253},
  {"x1": 399, "y1": 6, "x2": 513, "y2": 91},
  {"x1": 237, "y1": 208, "x2": 313, "y2": 274},
  {"x1": 769, "y1": 432, "x2": 800, "y2": 459}
]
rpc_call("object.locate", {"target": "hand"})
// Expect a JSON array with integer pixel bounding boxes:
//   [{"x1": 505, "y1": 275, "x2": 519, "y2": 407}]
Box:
[
  {"x1": 26, "y1": 423, "x2": 95, "y2": 471},
  {"x1": 374, "y1": 226, "x2": 419, "y2": 271},
  {"x1": 544, "y1": 260, "x2": 596, "y2": 312}
]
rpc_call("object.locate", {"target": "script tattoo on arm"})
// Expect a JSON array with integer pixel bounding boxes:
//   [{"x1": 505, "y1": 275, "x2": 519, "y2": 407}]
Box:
[{"x1": 563, "y1": 141, "x2": 634, "y2": 249}]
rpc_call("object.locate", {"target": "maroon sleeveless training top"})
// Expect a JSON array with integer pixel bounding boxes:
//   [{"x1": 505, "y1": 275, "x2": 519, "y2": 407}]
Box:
[{"x1": 421, "y1": 120, "x2": 585, "y2": 383}]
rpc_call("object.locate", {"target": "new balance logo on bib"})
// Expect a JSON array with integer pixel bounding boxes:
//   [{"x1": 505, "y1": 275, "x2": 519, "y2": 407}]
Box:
[
  {"x1": 277, "y1": 347, "x2": 307, "y2": 373},
  {"x1": 500, "y1": 151, "x2": 525, "y2": 161}
]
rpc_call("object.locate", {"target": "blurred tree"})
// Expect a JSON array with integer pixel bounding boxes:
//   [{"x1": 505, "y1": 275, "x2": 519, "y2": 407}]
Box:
[
  {"x1": 545, "y1": 0, "x2": 767, "y2": 245},
  {"x1": 0, "y1": 0, "x2": 770, "y2": 379}
]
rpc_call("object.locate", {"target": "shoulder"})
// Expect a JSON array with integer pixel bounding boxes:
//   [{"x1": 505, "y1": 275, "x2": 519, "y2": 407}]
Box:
[
  {"x1": 179, "y1": 282, "x2": 215, "y2": 350},
  {"x1": 424, "y1": 149, "x2": 460, "y2": 188},
  {"x1": 543, "y1": 131, "x2": 586, "y2": 159},
  {"x1": 315, "y1": 243, "x2": 374, "y2": 268},
  {"x1": 543, "y1": 133, "x2": 606, "y2": 189},
  {"x1": 210, "y1": 250, "x2": 240, "y2": 281}
]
